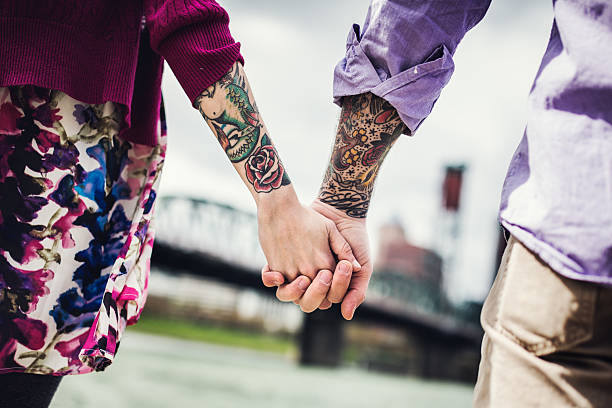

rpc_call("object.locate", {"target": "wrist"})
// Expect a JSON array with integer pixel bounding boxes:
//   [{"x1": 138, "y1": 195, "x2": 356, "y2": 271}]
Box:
[
  {"x1": 256, "y1": 186, "x2": 300, "y2": 220},
  {"x1": 311, "y1": 197, "x2": 367, "y2": 225},
  {"x1": 316, "y1": 186, "x2": 371, "y2": 219}
]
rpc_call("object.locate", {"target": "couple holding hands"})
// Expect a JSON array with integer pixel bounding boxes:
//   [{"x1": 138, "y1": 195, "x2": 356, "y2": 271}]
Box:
[
  {"x1": 199, "y1": 62, "x2": 399, "y2": 320},
  {"x1": 2, "y1": 0, "x2": 612, "y2": 407}
]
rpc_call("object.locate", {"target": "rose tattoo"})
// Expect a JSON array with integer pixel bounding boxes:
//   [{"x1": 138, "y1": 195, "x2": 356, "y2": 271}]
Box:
[
  {"x1": 245, "y1": 135, "x2": 290, "y2": 193},
  {"x1": 195, "y1": 63, "x2": 292, "y2": 194}
]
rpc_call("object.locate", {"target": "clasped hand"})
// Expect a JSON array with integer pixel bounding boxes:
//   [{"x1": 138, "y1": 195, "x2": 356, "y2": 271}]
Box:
[{"x1": 258, "y1": 198, "x2": 371, "y2": 320}]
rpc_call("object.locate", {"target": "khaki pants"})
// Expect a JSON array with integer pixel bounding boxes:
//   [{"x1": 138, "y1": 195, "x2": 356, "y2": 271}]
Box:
[{"x1": 474, "y1": 236, "x2": 612, "y2": 407}]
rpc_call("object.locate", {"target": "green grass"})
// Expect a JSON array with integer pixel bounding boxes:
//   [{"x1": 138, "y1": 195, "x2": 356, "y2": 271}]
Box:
[{"x1": 130, "y1": 314, "x2": 296, "y2": 355}]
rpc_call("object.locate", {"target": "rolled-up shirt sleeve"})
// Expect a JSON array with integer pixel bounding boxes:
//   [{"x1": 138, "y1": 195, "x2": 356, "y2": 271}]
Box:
[{"x1": 334, "y1": 0, "x2": 491, "y2": 134}]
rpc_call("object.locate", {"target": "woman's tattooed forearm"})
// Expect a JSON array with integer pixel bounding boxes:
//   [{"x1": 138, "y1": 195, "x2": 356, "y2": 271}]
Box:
[
  {"x1": 318, "y1": 93, "x2": 405, "y2": 218},
  {"x1": 195, "y1": 64, "x2": 260, "y2": 162},
  {"x1": 244, "y1": 133, "x2": 290, "y2": 193},
  {"x1": 195, "y1": 63, "x2": 290, "y2": 193}
]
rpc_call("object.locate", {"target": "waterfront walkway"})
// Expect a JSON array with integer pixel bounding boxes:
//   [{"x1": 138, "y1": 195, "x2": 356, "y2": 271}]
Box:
[{"x1": 52, "y1": 332, "x2": 473, "y2": 408}]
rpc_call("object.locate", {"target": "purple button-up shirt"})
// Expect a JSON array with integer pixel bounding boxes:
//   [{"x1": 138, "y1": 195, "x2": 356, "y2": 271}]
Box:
[{"x1": 334, "y1": 0, "x2": 612, "y2": 285}]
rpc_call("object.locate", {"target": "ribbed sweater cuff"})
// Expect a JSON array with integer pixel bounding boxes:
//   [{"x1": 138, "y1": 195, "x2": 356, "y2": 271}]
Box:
[{"x1": 159, "y1": 20, "x2": 244, "y2": 104}]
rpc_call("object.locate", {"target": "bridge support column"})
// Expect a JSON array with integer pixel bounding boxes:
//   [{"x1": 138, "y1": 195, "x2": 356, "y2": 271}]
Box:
[
  {"x1": 299, "y1": 305, "x2": 344, "y2": 367},
  {"x1": 414, "y1": 336, "x2": 441, "y2": 378},
  {"x1": 413, "y1": 335, "x2": 481, "y2": 382}
]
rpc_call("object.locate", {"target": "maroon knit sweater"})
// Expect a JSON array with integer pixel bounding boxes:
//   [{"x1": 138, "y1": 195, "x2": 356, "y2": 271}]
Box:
[{"x1": 0, "y1": 0, "x2": 244, "y2": 145}]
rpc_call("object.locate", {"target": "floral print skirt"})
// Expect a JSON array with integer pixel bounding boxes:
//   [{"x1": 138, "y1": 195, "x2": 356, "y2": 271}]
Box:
[{"x1": 0, "y1": 86, "x2": 166, "y2": 375}]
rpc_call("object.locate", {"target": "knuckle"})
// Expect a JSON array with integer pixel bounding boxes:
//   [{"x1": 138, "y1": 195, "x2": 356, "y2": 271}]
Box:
[
  {"x1": 299, "y1": 267, "x2": 317, "y2": 281},
  {"x1": 286, "y1": 269, "x2": 299, "y2": 281},
  {"x1": 316, "y1": 254, "x2": 335, "y2": 270},
  {"x1": 327, "y1": 288, "x2": 343, "y2": 302},
  {"x1": 328, "y1": 294, "x2": 341, "y2": 303},
  {"x1": 315, "y1": 278, "x2": 332, "y2": 292},
  {"x1": 339, "y1": 241, "x2": 352, "y2": 255}
]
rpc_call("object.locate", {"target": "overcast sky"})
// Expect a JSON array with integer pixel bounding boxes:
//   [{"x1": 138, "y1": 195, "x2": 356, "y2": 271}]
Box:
[{"x1": 159, "y1": 0, "x2": 554, "y2": 302}]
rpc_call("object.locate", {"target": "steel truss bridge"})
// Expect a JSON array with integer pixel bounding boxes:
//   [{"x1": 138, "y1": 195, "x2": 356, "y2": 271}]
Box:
[{"x1": 152, "y1": 196, "x2": 483, "y2": 381}]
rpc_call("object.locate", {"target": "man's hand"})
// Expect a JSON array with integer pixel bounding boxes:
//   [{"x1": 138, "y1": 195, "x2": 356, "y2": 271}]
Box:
[
  {"x1": 261, "y1": 199, "x2": 372, "y2": 320},
  {"x1": 312, "y1": 199, "x2": 371, "y2": 319},
  {"x1": 261, "y1": 92, "x2": 402, "y2": 320}
]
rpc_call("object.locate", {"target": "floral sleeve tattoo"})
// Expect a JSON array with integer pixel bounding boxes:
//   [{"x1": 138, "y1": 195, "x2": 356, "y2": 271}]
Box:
[
  {"x1": 195, "y1": 62, "x2": 290, "y2": 193},
  {"x1": 318, "y1": 93, "x2": 405, "y2": 218}
]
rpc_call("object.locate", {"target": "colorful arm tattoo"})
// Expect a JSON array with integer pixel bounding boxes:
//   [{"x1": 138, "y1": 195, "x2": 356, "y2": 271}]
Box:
[
  {"x1": 318, "y1": 93, "x2": 405, "y2": 218},
  {"x1": 195, "y1": 62, "x2": 290, "y2": 193}
]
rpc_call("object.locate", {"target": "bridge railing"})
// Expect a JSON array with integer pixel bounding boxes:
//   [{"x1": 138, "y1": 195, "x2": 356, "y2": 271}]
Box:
[
  {"x1": 153, "y1": 196, "x2": 480, "y2": 339},
  {"x1": 155, "y1": 195, "x2": 266, "y2": 269}
]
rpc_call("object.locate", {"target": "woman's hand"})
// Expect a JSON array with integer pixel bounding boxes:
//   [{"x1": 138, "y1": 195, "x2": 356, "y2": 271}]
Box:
[
  {"x1": 261, "y1": 199, "x2": 372, "y2": 320},
  {"x1": 257, "y1": 192, "x2": 360, "y2": 283},
  {"x1": 195, "y1": 62, "x2": 359, "y2": 288}
]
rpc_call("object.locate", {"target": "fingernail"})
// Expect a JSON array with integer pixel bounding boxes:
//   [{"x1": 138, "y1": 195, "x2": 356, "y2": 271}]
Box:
[
  {"x1": 339, "y1": 261, "x2": 350, "y2": 275},
  {"x1": 298, "y1": 277, "x2": 309, "y2": 290},
  {"x1": 320, "y1": 271, "x2": 332, "y2": 286},
  {"x1": 352, "y1": 260, "x2": 361, "y2": 270}
]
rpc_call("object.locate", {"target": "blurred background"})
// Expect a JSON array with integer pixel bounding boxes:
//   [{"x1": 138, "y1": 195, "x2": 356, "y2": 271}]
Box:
[{"x1": 53, "y1": 1, "x2": 552, "y2": 407}]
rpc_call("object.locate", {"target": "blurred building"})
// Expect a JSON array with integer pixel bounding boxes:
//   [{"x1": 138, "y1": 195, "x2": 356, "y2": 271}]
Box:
[
  {"x1": 376, "y1": 218, "x2": 443, "y2": 291},
  {"x1": 354, "y1": 218, "x2": 480, "y2": 380},
  {"x1": 436, "y1": 165, "x2": 466, "y2": 299}
]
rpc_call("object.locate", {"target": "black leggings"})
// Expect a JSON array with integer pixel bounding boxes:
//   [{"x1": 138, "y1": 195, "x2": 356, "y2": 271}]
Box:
[{"x1": 0, "y1": 373, "x2": 62, "y2": 408}]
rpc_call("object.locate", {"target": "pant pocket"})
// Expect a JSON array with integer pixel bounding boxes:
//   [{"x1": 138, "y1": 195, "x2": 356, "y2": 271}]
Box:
[{"x1": 482, "y1": 236, "x2": 597, "y2": 356}]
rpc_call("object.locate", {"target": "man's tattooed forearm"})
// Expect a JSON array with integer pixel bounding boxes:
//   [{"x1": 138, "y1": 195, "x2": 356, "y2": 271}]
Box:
[
  {"x1": 195, "y1": 63, "x2": 290, "y2": 193},
  {"x1": 318, "y1": 190, "x2": 370, "y2": 218},
  {"x1": 319, "y1": 93, "x2": 405, "y2": 218}
]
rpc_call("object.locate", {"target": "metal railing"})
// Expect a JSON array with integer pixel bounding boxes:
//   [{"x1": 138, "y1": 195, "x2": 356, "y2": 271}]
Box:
[
  {"x1": 155, "y1": 195, "x2": 265, "y2": 269},
  {"x1": 152, "y1": 196, "x2": 481, "y2": 339}
]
